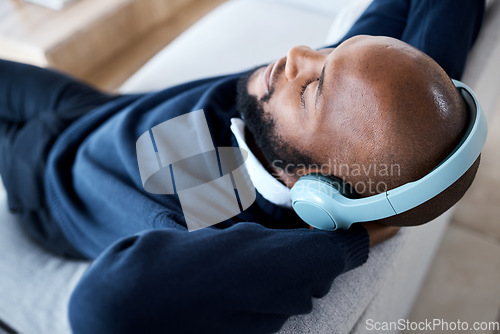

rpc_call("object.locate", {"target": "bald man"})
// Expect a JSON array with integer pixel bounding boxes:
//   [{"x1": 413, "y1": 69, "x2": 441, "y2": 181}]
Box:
[{"x1": 0, "y1": 0, "x2": 485, "y2": 333}]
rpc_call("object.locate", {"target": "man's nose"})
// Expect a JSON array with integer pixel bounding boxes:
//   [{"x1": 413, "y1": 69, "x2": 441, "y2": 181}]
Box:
[{"x1": 285, "y1": 46, "x2": 325, "y2": 80}]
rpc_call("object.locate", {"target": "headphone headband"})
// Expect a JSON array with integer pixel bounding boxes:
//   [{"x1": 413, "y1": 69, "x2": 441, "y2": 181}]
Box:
[{"x1": 290, "y1": 80, "x2": 488, "y2": 231}]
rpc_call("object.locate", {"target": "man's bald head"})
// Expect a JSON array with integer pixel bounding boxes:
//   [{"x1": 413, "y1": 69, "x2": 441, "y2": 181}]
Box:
[
  {"x1": 329, "y1": 36, "x2": 478, "y2": 226},
  {"x1": 323, "y1": 36, "x2": 469, "y2": 188},
  {"x1": 238, "y1": 35, "x2": 480, "y2": 227}
]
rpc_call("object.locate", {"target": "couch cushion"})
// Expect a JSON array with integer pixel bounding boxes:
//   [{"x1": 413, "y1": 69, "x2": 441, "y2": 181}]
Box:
[
  {"x1": 462, "y1": 0, "x2": 500, "y2": 115},
  {"x1": 0, "y1": 184, "x2": 90, "y2": 334},
  {"x1": 120, "y1": 0, "x2": 335, "y2": 93},
  {"x1": 324, "y1": 0, "x2": 373, "y2": 45},
  {"x1": 266, "y1": 0, "x2": 352, "y2": 17}
]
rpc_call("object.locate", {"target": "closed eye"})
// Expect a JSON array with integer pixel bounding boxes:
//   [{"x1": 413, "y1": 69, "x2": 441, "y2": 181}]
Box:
[{"x1": 300, "y1": 78, "x2": 318, "y2": 111}]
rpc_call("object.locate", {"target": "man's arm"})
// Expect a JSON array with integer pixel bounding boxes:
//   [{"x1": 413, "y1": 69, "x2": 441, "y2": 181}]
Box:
[
  {"x1": 326, "y1": 0, "x2": 485, "y2": 79},
  {"x1": 400, "y1": 0, "x2": 484, "y2": 79},
  {"x1": 68, "y1": 222, "x2": 368, "y2": 334}
]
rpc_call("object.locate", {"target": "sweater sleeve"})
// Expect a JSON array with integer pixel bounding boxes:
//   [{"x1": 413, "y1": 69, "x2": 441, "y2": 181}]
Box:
[
  {"x1": 68, "y1": 222, "x2": 368, "y2": 334},
  {"x1": 322, "y1": 0, "x2": 484, "y2": 79},
  {"x1": 399, "y1": 0, "x2": 484, "y2": 79}
]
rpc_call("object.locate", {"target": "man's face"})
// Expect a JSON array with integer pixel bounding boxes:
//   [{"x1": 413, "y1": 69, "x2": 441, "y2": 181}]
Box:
[
  {"x1": 237, "y1": 35, "x2": 448, "y2": 190},
  {"x1": 236, "y1": 35, "x2": 471, "y2": 225},
  {"x1": 238, "y1": 44, "x2": 337, "y2": 172}
]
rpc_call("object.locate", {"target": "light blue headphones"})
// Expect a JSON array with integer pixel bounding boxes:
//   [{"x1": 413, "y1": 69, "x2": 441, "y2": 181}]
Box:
[{"x1": 290, "y1": 80, "x2": 488, "y2": 231}]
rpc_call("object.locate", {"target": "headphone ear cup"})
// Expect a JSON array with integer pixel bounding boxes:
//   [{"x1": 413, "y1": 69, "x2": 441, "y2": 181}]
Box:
[
  {"x1": 290, "y1": 173, "x2": 360, "y2": 230},
  {"x1": 308, "y1": 173, "x2": 361, "y2": 199}
]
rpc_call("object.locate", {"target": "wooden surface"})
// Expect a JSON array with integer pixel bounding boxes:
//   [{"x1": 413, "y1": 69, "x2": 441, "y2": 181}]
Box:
[{"x1": 0, "y1": 0, "x2": 210, "y2": 84}]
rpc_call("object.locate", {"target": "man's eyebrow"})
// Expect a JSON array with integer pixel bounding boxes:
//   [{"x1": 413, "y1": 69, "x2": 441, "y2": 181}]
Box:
[{"x1": 315, "y1": 65, "x2": 326, "y2": 109}]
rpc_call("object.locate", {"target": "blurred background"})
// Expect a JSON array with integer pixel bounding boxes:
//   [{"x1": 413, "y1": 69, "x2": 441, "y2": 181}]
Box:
[
  {"x1": 0, "y1": 0, "x2": 226, "y2": 91},
  {"x1": 0, "y1": 0, "x2": 499, "y2": 332}
]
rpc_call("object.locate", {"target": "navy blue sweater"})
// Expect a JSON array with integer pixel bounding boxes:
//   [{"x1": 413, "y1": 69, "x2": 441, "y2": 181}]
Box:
[{"x1": 46, "y1": 73, "x2": 368, "y2": 333}]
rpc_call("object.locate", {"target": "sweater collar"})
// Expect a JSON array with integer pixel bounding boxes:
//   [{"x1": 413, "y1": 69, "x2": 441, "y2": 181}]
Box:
[{"x1": 229, "y1": 118, "x2": 292, "y2": 209}]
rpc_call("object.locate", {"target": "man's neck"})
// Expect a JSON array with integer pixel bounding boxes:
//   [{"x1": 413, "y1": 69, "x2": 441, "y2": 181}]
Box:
[
  {"x1": 230, "y1": 118, "x2": 292, "y2": 208},
  {"x1": 246, "y1": 127, "x2": 303, "y2": 188}
]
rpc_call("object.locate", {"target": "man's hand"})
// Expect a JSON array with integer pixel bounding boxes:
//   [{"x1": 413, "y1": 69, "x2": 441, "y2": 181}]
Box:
[{"x1": 360, "y1": 223, "x2": 401, "y2": 247}]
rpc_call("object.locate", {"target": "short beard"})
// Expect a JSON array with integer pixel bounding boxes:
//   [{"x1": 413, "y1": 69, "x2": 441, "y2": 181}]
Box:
[{"x1": 235, "y1": 67, "x2": 316, "y2": 172}]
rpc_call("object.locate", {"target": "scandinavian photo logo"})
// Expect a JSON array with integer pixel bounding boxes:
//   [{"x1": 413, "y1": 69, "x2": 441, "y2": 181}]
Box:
[{"x1": 136, "y1": 109, "x2": 256, "y2": 231}]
